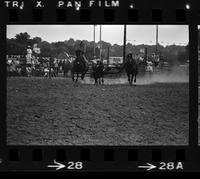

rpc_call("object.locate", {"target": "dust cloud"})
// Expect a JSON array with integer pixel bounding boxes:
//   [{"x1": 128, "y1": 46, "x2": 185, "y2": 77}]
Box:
[{"x1": 81, "y1": 65, "x2": 189, "y2": 85}]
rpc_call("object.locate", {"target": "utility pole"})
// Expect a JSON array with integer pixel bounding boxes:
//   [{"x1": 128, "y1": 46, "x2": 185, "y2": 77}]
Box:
[
  {"x1": 156, "y1": 25, "x2": 158, "y2": 54},
  {"x1": 123, "y1": 24, "x2": 127, "y2": 64},
  {"x1": 145, "y1": 47, "x2": 148, "y2": 62},
  {"x1": 100, "y1": 25, "x2": 102, "y2": 61},
  {"x1": 93, "y1": 25, "x2": 96, "y2": 59},
  {"x1": 107, "y1": 47, "x2": 110, "y2": 67}
]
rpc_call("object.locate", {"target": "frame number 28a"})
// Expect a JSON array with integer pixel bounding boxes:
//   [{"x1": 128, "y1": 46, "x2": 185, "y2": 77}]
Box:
[{"x1": 159, "y1": 162, "x2": 183, "y2": 170}]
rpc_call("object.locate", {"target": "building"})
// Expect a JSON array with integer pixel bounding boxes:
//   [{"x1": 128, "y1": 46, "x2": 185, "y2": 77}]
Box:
[{"x1": 109, "y1": 57, "x2": 123, "y2": 64}]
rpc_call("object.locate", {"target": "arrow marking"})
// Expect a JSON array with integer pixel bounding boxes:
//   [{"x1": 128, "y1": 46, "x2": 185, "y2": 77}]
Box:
[
  {"x1": 47, "y1": 160, "x2": 66, "y2": 170},
  {"x1": 138, "y1": 163, "x2": 157, "y2": 171}
]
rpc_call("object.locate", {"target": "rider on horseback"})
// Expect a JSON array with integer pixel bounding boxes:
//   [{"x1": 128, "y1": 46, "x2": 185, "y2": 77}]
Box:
[
  {"x1": 75, "y1": 41, "x2": 88, "y2": 69},
  {"x1": 125, "y1": 52, "x2": 138, "y2": 70},
  {"x1": 71, "y1": 41, "x2": 89, "y2": 81},
  {"x1": 124, "y1": 52, "x2": 139, "y2": 85}
]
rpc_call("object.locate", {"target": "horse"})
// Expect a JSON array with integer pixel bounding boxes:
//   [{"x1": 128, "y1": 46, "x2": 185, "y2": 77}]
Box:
[
  {"x1": 71, "y1": 50, "x2": 88, "y2": 82},
  {"x1": 92, "y1": 60, "x2": 104, "y2": 85},
  {"x1": 62, "y1": 60, "x2": 72, "y2": 77},
  {"x1": 124, "y1": 53, "x2": 138, "y2": 86}
]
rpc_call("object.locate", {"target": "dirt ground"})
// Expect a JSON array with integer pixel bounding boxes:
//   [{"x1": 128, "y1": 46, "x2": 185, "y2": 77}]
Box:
[{"x1": 7, "y1": 77, "x2": 189, "y2": 145}]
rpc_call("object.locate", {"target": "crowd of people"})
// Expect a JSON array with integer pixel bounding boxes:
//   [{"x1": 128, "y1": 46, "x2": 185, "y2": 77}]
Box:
[
  {"x1": 6, "y1": 54, "x2": 158, "y2": 77},
  {"x1": 7, "y1": 56, "x2": 73, "y2": 77},
  {"x1": 7, "y1": 41, "x2": 89, "y2": 77}
]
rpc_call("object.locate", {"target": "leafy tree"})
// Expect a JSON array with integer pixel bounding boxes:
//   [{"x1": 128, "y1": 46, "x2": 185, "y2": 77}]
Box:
[
  {"x1": 7, "y1": 39, "x2": 26, "y2": 55},
  {"x1": 39, "y1": 41, "x2": 52, "y2": 57},
  {"x1": 32, "y1": 37, "x2": 42, "y2": 44},
  {"x1": 15, "y1": 32, "x2": 30, "y2": 45},
  {"x1": 7, "y1": 33, "x2": 189, "y2": 65}
]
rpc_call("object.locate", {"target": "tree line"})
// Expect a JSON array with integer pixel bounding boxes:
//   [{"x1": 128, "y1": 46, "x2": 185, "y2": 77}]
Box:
[{"x1": 7, "y1": 32, "x2": 189, "y2": 65}]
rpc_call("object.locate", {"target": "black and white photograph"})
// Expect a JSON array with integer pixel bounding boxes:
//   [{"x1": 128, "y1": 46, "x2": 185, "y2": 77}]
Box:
[{"x1": 7, "y1": 25, "x2": 189, "y2": 145}]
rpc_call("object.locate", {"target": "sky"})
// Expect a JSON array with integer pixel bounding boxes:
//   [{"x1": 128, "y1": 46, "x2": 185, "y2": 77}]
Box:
[{"x1": 7, "y1": 25, "x2": 189, "y2": 46}]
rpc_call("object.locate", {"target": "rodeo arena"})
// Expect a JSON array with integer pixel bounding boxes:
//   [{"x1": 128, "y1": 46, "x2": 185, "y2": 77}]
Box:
[
  {"x1": 7, "y1": 25, "x2": 189, "y2": 145},
  {"x1": 7, "y1": 43, "x2": 161, "y2": 78}
]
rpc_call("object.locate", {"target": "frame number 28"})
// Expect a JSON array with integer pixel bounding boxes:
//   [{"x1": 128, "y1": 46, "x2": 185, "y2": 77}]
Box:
[{"x1": 67, "y1": 162, "x2": 83, "y2": 170}]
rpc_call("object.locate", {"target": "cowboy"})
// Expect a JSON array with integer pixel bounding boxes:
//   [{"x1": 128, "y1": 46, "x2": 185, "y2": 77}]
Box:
[
  {"x1": 125, "y1": 52, "x2": 132, "y2": 63},
  {"x1": 75, "y1": 41, "x2": 88, "y2": 69}
]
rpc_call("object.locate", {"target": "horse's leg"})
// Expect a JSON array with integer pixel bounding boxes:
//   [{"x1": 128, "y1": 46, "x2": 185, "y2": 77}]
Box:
[
  {"x1": 102, "y1": 76, "x2": 104, "y2": 85},
  {"x1": 94, "y1": 75, "x2": 97, "y2": 85},
  {"x1": 72, "y1": 71, "x2": 75, "y2": 81},
  {"x1": 131, "y1": 74, "x2": 134, "y2": 85},
  {"x1": 82, "y1": 68, "x2": 87, "y2": 80},
  {"x1": 134, "y1": 72, "x2": 137, "y2": 83},
  {"x1": 134, "y1": 73, "x2": 137, "y2": 86},
  {"x1": 81, "y1": 73, "x2": 84, "y2": 80},
  {"x1": 128, "y1": 74, "x2": 132, "y2": 85},
  {"x1": 127, "y1": 73, "x2": 130, "y2": 83},
  {"x1": 76, "y1": 73, "x2": 78, "y2": 82}
]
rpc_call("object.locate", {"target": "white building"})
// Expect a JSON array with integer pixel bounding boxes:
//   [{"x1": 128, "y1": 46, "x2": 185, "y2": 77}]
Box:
[{"x1": 109, "y1": 57, "x2": 123, "y2": 64}]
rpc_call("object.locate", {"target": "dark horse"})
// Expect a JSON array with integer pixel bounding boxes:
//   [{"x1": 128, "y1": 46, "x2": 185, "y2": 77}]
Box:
[
  {"x1": 63, "y1": 60, "x2": 72, "y2": 77},
  {"x1": 92, "y1": 60, "x2": 104, "y2": 85},
  {"x1": 71, "y1": 50, "x2": 88, "y2": 82},
  {"x1": 124, "y1": 53, "x2": 138, "y2": 86}
]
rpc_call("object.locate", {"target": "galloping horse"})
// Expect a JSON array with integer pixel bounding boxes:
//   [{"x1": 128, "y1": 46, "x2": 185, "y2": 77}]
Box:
[
  {"x1": 124, "y1": 53, "x2": 138, "y2": 86},
  {"x1": 71, "y1": 50, "x2": 88, "y2": 82},
  {"x1": 92, "y1": 60, "x2": 104, "y2": 85}
]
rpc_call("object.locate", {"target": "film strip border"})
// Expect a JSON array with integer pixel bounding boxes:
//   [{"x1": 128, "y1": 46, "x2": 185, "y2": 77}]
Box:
[
  {"x1": 0, "y1": 0, "x2": 200, "y2": 24},
  {"x1": 1, "y1": 147, "x2": 199, "y2": 171},
  {"x1": 0, "y1": 0, "x2": 200, "y2": 172}
]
